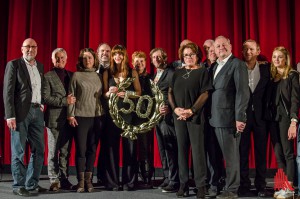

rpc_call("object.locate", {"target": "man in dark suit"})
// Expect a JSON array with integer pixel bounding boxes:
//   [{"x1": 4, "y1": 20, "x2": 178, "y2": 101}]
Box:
[
  {"x1": 43, "y1": 48, "x2": 75, "y2": 191},
  {"x1": 238, "y1": 40, "x2": 270, "y2": 197},
  {"x1": 150, "y1": 48, "x2": 179, "y2": 193},
  {"x1": 3, "y1": 38, "x2": 46, "y2": 196},
  {"x1": 96, "y1": 43, "x2": 111, "y2": 186},
  {"x1": 203, "y1": 41, "x2": 225, "y2": 196},
  {"x1": 209, "y1": 36, "x2": 250, "y2": 199}
]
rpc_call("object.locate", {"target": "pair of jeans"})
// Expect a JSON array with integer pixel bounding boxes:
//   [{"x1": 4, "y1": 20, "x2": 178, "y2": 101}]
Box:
[{"x1": 11, "y1": 106, "x2": 44, "y2": 190}]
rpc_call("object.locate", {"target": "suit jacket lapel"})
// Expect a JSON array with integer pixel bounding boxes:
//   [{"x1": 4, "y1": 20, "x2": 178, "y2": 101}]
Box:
[
  {"x1": 213, "y1": 55, "x2": 234, "y2": 85},
  {"x1": 253, "y1": 64, "x2": 268, "y2": 94},
  {"x1": 51, "y1": 71, "x2": 66, "y2": 95},
  {"x1": 156, "y1": 69, "x2": 168, "y2": 86},
  {"x1": 20, "y1": 58, "x2": 32, "y2": 90}
]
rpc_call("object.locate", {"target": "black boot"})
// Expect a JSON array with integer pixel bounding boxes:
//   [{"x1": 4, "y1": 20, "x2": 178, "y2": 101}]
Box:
[{"x1": 139, "y1": 161, "x2": 153, "y2": 188}]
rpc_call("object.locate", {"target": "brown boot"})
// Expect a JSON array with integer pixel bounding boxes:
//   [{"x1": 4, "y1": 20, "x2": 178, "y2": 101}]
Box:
[
  {"x1": 76, "y1": 172, "x2": 85, "y2": 193},
  {"x1": 84, "y1": 172, "x2": 94, "y2": 192}
]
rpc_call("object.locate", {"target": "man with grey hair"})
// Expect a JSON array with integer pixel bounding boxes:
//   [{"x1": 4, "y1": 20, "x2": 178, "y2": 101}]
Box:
[
  {"x1": 43, "y1": 48, "x2": 76, "y2": 191},
  {"x1": 202, "y1": 39, "x2": 224, "y2": 197},
  {"x1": 209, "y1": 35, "x2": 249, "y2": 199}
]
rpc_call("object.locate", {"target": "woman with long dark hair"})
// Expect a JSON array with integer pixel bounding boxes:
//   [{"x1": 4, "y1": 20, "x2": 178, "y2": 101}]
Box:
[{"x1": 102, "y1": 45, "x2": 141, "y2": 191}]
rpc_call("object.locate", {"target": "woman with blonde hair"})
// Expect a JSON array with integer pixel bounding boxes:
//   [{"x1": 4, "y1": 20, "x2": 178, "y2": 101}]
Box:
[{"x1": 266, "y1": 46, "x2": 299, "y2": 199}]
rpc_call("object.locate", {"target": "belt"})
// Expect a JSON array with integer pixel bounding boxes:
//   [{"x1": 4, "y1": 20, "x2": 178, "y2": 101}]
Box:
[{"x1": 31, "y1": 103, "x2": 41, "y2": 108}]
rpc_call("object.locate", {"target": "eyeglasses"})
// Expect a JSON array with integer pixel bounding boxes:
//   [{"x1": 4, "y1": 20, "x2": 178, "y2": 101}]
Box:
[
  {"x1": 183, "y1": 53, "x2": 196, "y2": 58},
  {"x1": 22, "y1": 45, "x2": 37, "y2": 50}
]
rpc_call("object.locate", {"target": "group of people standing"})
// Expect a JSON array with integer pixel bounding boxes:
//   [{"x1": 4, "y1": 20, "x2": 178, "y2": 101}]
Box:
[{"x1": 3, "y1": 36, "x2": 300, "y2": 199}]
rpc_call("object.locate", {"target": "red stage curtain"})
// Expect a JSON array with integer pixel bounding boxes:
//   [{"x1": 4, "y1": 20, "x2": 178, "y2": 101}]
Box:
[{"x1": 1, "y1": 0, "x2": 300, "y2": 169}]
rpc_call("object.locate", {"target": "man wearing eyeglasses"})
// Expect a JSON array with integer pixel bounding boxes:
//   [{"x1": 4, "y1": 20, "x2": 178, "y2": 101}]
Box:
[{"x1": 3, "y1": 38, "x2": 46, "y2": 196}]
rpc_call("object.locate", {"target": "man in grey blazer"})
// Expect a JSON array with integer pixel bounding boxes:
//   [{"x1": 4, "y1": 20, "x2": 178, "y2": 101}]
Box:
[
  {"x1": 209, "y1": 36, "x2": 250, "y2": 199},
  {"x1": 3, "y1": 38, "x2": 46, "y2": 196},
  {"x1": 43, "y1": 48, "x2": 75, "y2": 191}
]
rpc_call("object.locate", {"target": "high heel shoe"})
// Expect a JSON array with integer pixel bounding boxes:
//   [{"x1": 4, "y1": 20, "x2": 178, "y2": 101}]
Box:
[{"x1": 176, "y1": 183, "x2": 189, "y2": 198}]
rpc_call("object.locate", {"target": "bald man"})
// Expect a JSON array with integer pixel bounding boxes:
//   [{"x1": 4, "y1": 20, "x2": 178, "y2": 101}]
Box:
[{"x1": 3, "y1": 38, "x2": 46, "y2": 196}]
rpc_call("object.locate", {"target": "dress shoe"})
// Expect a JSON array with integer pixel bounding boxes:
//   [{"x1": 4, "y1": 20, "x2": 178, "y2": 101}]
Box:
[
  {"x1": 238, "y1": 186, "x2": 251, "y2": 196},
  {"x1": 216, "y1": 190, "x2": 238, "y2": 199},
  {"x1": 27, "y1": 185, "x2": 48, "y2": 193},
  {"x1": 162, "y1": 183, "x2": 178, "y2": 193},
  {"x1": 13, "y1": 187, "x2": 30, "y2": 197},
  {"x1": 123, "y1": 184, "x2": 135, "y2": 191},
  {"x1": 158, "y1": 180, "x2": 169, "y2": 189},
  {"x1": 206, "y1": 187, "x2": 218, "y2": 197},
  {"x1": 176, "y1": 184, "x2": 189, "y2": 197},
  {"x1": 257, "y1": 187, "x2": 268, "y2": 197},
  {"x1": 60, "y1": 179, "x2": 73, "y2": 190},
  {"x1": 106, "y1": 186, "x2": 121, "y2": 191},
  {"x1": 49, "y1": 182, "x2": 60, "y2": 191},
  {"x1": 95, "y1": 179, "x2": 105, "y2": 187}
]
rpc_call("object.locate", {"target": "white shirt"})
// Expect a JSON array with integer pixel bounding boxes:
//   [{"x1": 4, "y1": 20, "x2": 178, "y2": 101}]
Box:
[
  {"x1": 214, "y1": 53, "x2": 232, "y2": 79},
  {"x1": 154, "y1": 69, "x2": 164, "y2": 83},
  {"x1": 247, "y1": 61, "x2": 260, "y2": 93},
  {"x1": 24, "y1": 58, "x2": 42, "y2": 104}
]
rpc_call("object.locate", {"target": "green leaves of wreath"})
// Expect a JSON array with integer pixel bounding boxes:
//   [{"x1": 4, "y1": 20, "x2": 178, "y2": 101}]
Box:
[{"x1": 109, "y1": 77, "x2": 164, "y2": 140}]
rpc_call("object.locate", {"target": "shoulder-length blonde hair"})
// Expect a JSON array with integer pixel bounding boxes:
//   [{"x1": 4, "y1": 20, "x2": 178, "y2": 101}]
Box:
[
  {"x1": 270, "y1": 46, "x2": 292, "y2": 79},
  {"x1": 110, "y1": 45, "x2": 129, "y2": 77}
]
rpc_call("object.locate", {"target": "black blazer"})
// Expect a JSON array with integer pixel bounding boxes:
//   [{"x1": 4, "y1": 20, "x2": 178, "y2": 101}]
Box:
[
  {"x1": 209, "y1": 55, "x2": 250, "y2": 128},
  {"x1": 154, "y1": 66, "x2": 174, "y2": 124},
  {"x1": 247, "y1": 62, "x2": 271, "y2": 125},
  {"x1": 265, "y1": 70, "x2": 300, "y2": 121},
  {"x1": 3, "y1": 57, "x2": 44, "y2": 122}
]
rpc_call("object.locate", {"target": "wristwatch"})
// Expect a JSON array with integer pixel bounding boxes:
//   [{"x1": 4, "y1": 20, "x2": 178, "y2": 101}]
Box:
[{"x1": 291, "y1": 118, "x2": 298, "y2": 123}]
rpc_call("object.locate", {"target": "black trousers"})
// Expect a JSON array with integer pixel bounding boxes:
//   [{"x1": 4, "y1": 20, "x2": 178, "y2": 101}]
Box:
[
  {"x1": 137, "y1": 131, "x2": 154, "y2": 178},
  {"x1": 97, "y1": 114, "x2": 108, "y2": 182},
  {"x1": 104, "y1": 118, "x2": 137, "y2": 189},
  {"x1": 74, "y1": 116, "x2": 103, "y2": 174},
  {"x1": 155, "y1": 119, "x2": 179, "y2": 185},
  {"x1": 204, "y1": 121, "x2": 224, "y2": 189},
  {"x1": 269, "y1": 115, "x2": 295, "y2": 182},
  {"x1": 214, "y1": 127, "x2": 240, "y2": 192},
  {"x1": 240, "y1": 110, "x2": 267, "y2": 190},
  {"x1": 174, "y1": 119, "x2": 206, "y2": 188}
]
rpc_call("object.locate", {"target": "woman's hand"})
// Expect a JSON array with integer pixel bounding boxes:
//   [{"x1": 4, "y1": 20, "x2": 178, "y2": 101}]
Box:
[
  {"x1": 117, "y1": 91, "x2": 126, "y2": 98},
  {"x1": 174, "y1": 107, "x2": 186, "y2": 120},
  {"x1": 109, "y1": 86, "x2": 118, "y2": 94},
  {"x1": 288, "y1": 124, "x2": 297, "y2": 140},
  {"x1": 159, "y1": 105, "x2": 170, "y2": 116},
  {"x1": 68, "y1": 117, "x2": 78, "y2": 127}
]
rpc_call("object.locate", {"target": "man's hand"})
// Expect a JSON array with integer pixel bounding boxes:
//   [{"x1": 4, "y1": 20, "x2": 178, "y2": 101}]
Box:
[
  {"x1": 7, "y1": 119, "x2": 16, "y2": 131},
  {"x1": 236, "y1": 121, "x2": 246, "y2": 132},
  {"x1": 68, "y1": 117, "x2": 78, "y2": 127},
  {"x1": 67, "y1": 94, "x2": 76, "y2": 105}
]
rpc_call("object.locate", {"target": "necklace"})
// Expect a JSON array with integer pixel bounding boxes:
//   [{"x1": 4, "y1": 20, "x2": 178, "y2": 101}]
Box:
[{"x1": 182, "y1": 68, "x2": 193, "y2": 79}]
